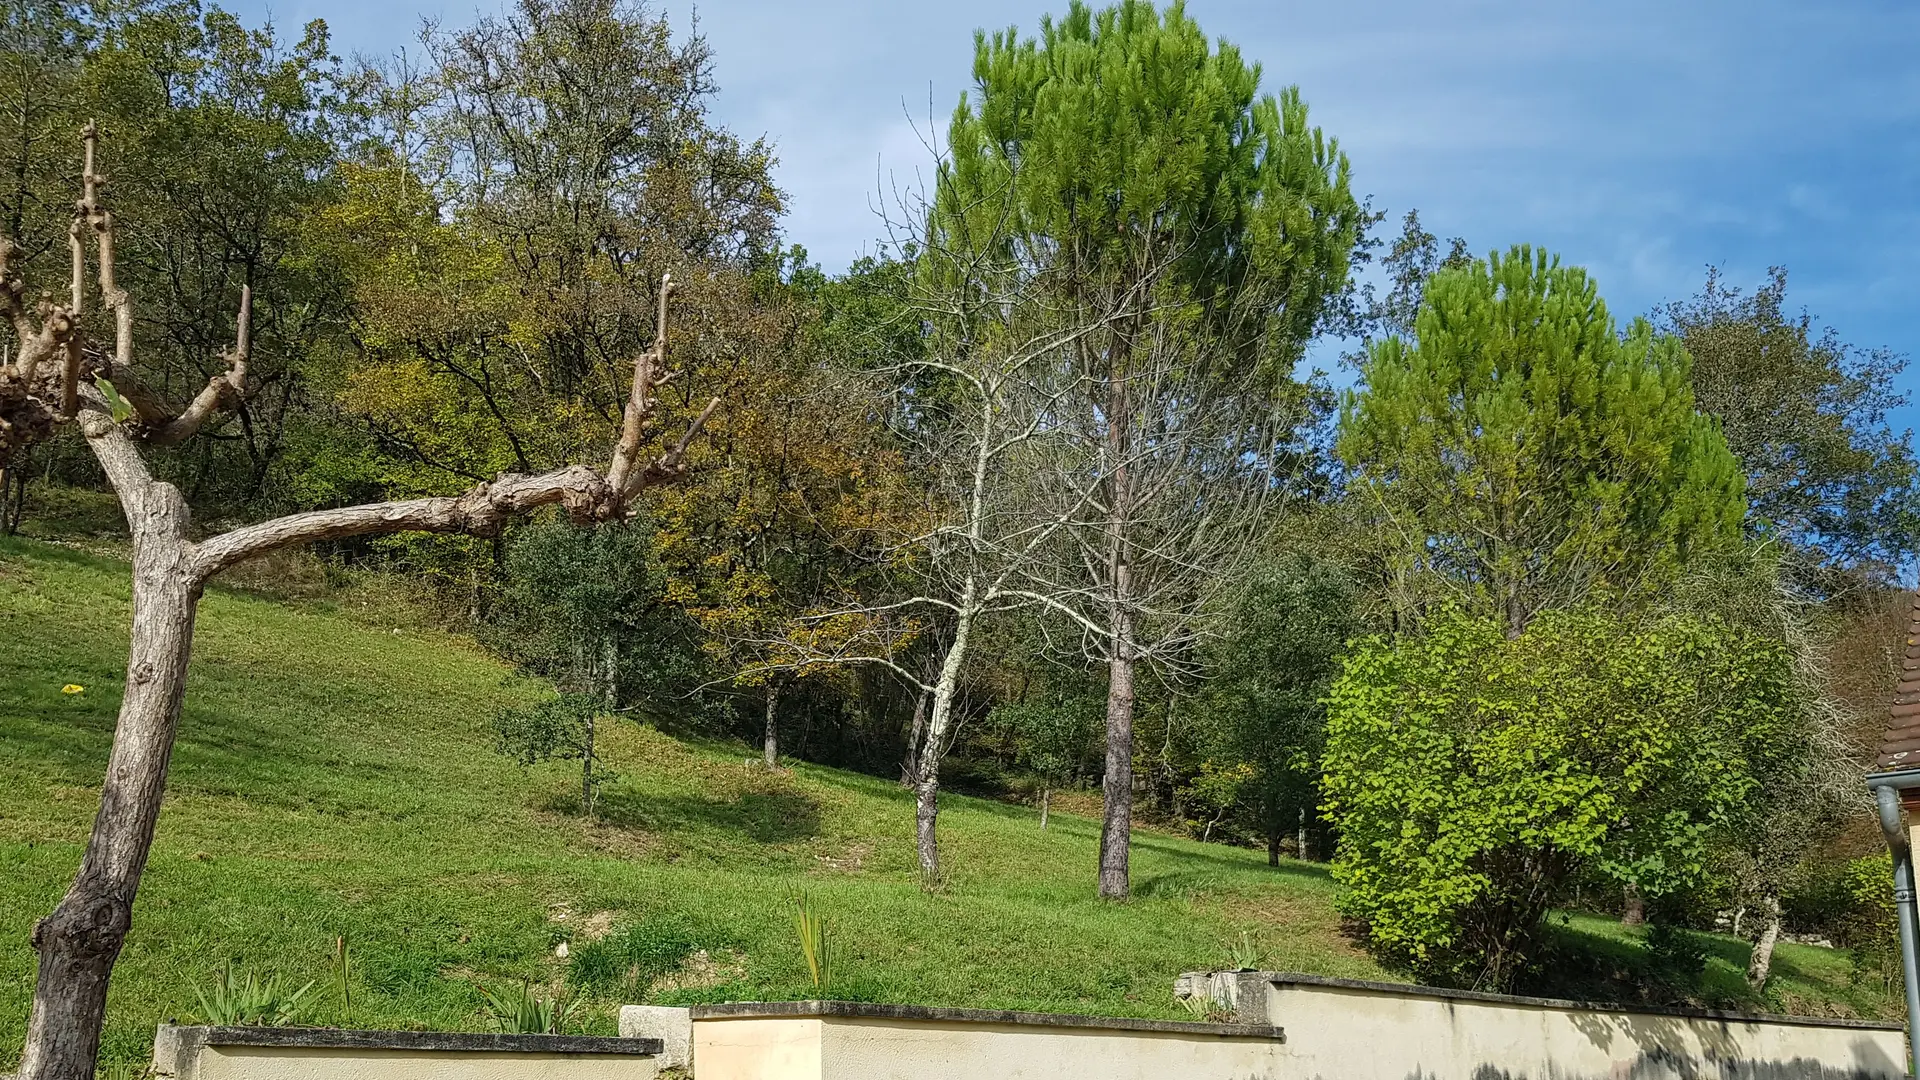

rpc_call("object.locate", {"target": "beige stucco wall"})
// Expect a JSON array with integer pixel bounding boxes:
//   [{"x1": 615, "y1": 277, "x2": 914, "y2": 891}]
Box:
[
  {"x1": 693, "y1": 1015, "x2": 1288, "y2": 1080},
  {"x1": 1264, "y1": 979, "x2": 1908, "y2": 1080}
]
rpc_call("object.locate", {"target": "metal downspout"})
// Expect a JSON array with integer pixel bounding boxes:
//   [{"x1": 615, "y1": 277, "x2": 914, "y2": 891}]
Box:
[{"x1": 1875, "y1": 783, "x2": 1920, "y2": 1077}]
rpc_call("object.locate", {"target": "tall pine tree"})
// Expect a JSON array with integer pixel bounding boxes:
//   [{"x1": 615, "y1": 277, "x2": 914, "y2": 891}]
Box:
[{"x1": 933, "y1": 0, "x2": 1363, "y2": 898}]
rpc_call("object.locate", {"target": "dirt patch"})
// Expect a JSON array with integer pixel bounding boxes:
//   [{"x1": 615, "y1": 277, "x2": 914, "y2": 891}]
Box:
[
  {"x1": 650, "y1": 948, "x2": 748, "y2": 995},
  {"x1": 578, "y1": 910, "x2": 617, "y2": 942},
  {"x1": 814, "y1": 842, "x2": 870, "y2": 873}
]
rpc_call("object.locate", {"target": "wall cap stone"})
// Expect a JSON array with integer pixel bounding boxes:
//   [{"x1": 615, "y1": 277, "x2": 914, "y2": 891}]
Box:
[
  {"x1": 155, "y1": 1024, "x2": 663, "y2": 1056},
  {"x1": 688, "y1": 1000, "x2": 1284, "y2": 1040},
  {"x1": 1258, "y1": 971, "x2": 1905, "y2": 1032}
]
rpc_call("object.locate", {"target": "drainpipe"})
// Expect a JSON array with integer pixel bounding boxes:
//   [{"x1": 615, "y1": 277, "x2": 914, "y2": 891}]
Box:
[{"x1": 1873, "y1": 781, "x2": 1920, "y2": 1077}]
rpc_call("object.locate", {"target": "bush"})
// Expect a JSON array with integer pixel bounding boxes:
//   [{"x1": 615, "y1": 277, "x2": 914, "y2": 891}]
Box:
[
  {"x1": 1321, "y1": 607, "x2": 1793, "y2": 990},
  {"x1": 1839, "y1": 853, "x2": 1903, "y2": 1000}
]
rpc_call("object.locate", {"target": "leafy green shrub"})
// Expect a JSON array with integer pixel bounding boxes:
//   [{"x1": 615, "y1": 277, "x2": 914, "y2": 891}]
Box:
[
  {"x1": 1321, "y1": 607, "x2": 1793, "y2": 990},
  {"x1": 1839, "y1": 853, "x2": 1903, "y2": 1000},
  {"x1": 192, "y1": 961, "x2": 316, "y2": 1027},
  {"x1": 477, "y1": 981, "x2": 574, "y2": 1034},
  {"x1": 568, "y1": 920, "x2": 700, "y2": 997}
]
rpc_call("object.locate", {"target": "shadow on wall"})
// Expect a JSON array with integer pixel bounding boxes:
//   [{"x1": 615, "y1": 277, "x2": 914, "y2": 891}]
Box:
[{"x1": 1354, "y1": 1040, "x2": 1906, "y2": 1079}]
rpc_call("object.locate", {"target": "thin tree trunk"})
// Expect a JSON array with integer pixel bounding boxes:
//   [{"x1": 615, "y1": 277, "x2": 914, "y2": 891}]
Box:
[
  {"x1": 1039, "y1": 786, "x2": 1050, "y2": 831},
  {"x1": 763, "y1": 680, "x2": 780, "y2": 769},
  {"x1": 1746, "y1": 893, "x2": 1782, "y2": 990},
  {"x1": 1098, "y1": 599, "x2": 1135, "y2": 900},
  {"x1": 900, "y1": 685, "x2": 928, "y2": 788},
  {"x1": 1622, "y1": 883, "x2": 1646, "y2": 927},
  {"x1": 19, "y1": 480, "x2": 196, "y2": 1080},
  {"x1": 1268, "y1": 833, "x2": 1281, "y2": 867},
  {"x1": 914, "y1": 592, "x2": 974, "y2": 889},
  {"x1": 581, "y1": 709, "x2": 595, "y2": 818},
  {"x1": 1297, "y1": 806, "x2": 1310, "y2": 862}
]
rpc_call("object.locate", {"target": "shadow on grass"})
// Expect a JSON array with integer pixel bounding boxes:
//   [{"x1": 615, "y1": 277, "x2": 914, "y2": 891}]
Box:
[
  {"x1": 593, "y1": 784, "x2": 824, "y2": 845},
  {"x1": 1515, "y1": 917, "x2": 1759, "y2": 1011}
]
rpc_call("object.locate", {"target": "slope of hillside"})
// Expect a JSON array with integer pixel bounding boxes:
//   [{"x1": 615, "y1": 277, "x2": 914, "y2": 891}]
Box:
[{"x1": 0, "y1": 536, "x2": 1897, "y2": 1070}]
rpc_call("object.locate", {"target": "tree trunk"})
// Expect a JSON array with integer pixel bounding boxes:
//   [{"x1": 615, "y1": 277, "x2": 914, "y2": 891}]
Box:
[
  {"x1": 1039, "y1": 786, "x2": 1050, "y2": 832},
  {"x1": 1267, "y1": 833, "x2": 1281, "y2": 867},
  {"x1": 1098, "y1": 630, "x2": 1135, "y2": 899},
  {"x1": 1621, "y1": 883, "x2": 1646, "y2": 926},
  {"x1": 763, "y1": 680, "x2": 780, "y2": 769},
  {"x1": 581, "y1": 709, "x2": 596, "y2": 818},
  {"x1": 1746, "y1": 894, "x2": 1782, "y2": 990},
  {"x1": 19, "y1": 480, "x2": 197, "y2": 1080},
  {"x1": 914, "y1": 593, "x2": 974, "y2": 889},
  {"x1": 900, "y1": 685, "x2": 928, "y2": 788},
  {"x1": 1297, "y1": 806, "x2": 1311, "y2": 862},
  {"x1": 1097, "y1": 353, "x2": 1135, "y2": 901}
]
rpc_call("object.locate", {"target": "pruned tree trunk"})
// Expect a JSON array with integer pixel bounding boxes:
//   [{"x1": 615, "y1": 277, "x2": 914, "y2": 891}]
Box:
[
  {"x1": 1297, "y1": 806, "x2": 1311, "y2": 862},
  {"x1": 1622, "y1": 883, "x2": 1646, "y2": 926},
  {"x1": 763, "y1": 679, "x2": 780, "y2": 769},
  {"x1": 7, "y1": 132, "x2": 722, "y2": 1080},
  {"x1": 19, "y1": 472, "x2": 196, "y2": 1080},
  {"x1": 1746, "y1": 893, "x2": 1782, "y2": 990},
  {"x1": 1039, "y1": 785, "x2": 1050, "y2": 832}
]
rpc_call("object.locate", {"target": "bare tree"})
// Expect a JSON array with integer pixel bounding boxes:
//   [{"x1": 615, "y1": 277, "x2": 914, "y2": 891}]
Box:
[
  {"x1": 1009, "y1": 291, "x2": 1314, "y2": 899},
  {"x1": 2, "y1": 125, "x2": 719, "y2": 1080},
  {"x1": 741, "y1": 198, "x2": 1143, "y2": 884}
]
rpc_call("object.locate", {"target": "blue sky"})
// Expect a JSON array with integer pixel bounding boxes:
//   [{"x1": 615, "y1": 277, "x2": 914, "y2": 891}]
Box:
[{"x1": 238, "y1": 0, "x2": 1920, "y2": 429}]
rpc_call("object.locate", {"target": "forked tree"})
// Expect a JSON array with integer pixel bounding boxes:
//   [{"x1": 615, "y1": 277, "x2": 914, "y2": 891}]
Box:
[{"x1": 2, "y1": 126, "x2": 720, "y2": 1080}]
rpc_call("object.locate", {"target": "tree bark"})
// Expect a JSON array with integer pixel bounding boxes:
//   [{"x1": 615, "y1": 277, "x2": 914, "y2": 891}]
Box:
[
  {"x1": 1097, "y1": 591, "x2": 1135, "y2": 900},
  {"x1": 1267, "y1": 833, "x2": 1281, "y2": 867},
  {"x1": 18, "y1": 466, "x2": 197, "y2": 1080},
  {"x1": 762, "y1": 680, "x2": 780, "y2": 769},
  {"x1": 913, "y1": 593, "x2": 974, "y2": 889},
  {"x1": 1297, "y1": 806, "x2": 1311, "y2": 862},
  {"x1": 900, "y1": 685, "x2": 928, "y2": 788},
  {"x1": 1621, "y1": 883, "x2": 1646, "y2": 927},
  {"x1": 1746, "y1": 893, "x2": 1782, "y2": 990},
  {"x1": 1039, "y1": 786, "x2": 1050, "y2": 832},
  {"x1": 1097, "y1": 346, "x2": 1135, "y2": 901}
]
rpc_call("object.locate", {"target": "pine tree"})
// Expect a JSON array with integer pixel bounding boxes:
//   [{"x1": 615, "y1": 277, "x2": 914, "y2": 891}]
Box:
[
  {"x1": 1338, "y1": 245, "x2": 1747, "y2": 633},
  {"x1": 933, "y1": 0, "x2": 1363, "y2": 899}
]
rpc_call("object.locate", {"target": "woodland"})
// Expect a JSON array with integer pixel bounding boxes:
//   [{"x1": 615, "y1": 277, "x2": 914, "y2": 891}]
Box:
[{"x1": 2, "y1": 0, "x2": 1918, "y2": 1077}]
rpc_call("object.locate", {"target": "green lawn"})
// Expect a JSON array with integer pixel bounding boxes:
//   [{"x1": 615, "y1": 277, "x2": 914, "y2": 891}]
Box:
[{"x1": 0, "y1": 535, "x2": 1900, "y2": 1071}]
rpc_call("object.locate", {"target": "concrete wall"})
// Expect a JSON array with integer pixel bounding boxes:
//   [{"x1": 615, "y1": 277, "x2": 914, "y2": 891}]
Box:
[
  {"x1": 687, "y1": 1002, "x2": 1289, "y2": 1080},
  {"x1": 151, "y1": 1025, "x2": 664, "y2": 1080},
  {"x1": 1184, "y1": 970, "x2": 1909, "y2": 1080}
]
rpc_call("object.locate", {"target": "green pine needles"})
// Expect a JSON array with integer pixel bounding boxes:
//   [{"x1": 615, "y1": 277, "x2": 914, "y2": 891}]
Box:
[{"x1": 1339, "y1": 245, "x2": 1747, "y2": 633}]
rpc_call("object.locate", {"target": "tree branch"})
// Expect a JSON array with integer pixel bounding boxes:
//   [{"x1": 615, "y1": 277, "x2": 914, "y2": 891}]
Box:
[{"x1": 189, "y1": 464, "x2": 617, "y2": 580}]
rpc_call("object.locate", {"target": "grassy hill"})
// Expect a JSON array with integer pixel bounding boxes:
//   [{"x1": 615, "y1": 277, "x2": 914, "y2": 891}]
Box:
[{"x1": 0, "y1": 534, "x2": 1899, "y2": 1070}]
